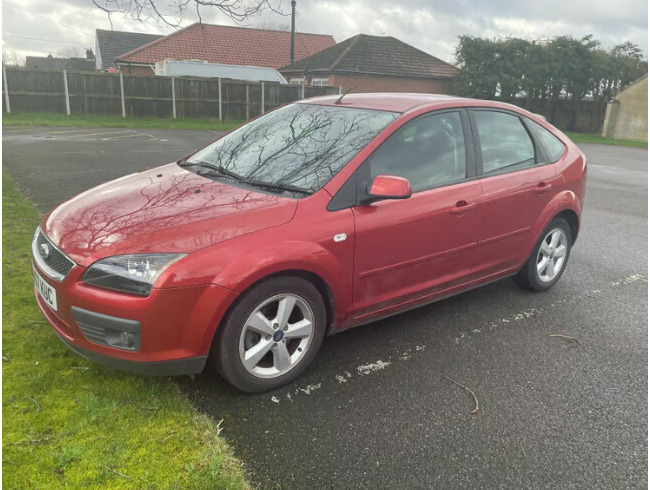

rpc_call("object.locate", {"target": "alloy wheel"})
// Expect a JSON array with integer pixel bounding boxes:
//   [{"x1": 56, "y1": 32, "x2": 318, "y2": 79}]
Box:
[
  {"x1": 238, "y1": 293, "x2": 315, "y2": 379},
  {"x1": 536, "y1": 228, "x2": 568, "y2": 283}
]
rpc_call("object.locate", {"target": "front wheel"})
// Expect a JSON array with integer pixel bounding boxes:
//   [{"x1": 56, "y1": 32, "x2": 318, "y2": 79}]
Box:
[
  {"x1": 211, "y1": 276, "x2": 326, "y2": 392},
  {"x1": 514, "y1": 218, "x2": 573, "y2": 292}
]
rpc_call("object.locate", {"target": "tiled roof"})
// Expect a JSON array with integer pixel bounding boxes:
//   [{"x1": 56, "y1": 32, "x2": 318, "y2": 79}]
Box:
[
  {"x1": 280, "y1": 34, "x2": 457, "y2": 79},
  {"x1": 116, "y1": 23, "x2": 336, "y2": 69},
  {"x1": 96, "y1": 29, "x2": 164, "y2": 68}
]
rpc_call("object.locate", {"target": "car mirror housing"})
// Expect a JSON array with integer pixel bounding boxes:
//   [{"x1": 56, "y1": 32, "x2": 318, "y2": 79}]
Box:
[{"x1": 360, "y1": 175, "x2": 412, "y2": 205}]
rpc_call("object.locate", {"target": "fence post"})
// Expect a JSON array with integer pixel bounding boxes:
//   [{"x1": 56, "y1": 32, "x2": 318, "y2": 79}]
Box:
[
  {"x1": 339, "y1": 85, "x2": 342, "y2": 94},
  {"x1": 171, "y1": 77, "x2": 176, "y2": 119},
  {"x1": 245, "y1": 84, "x2": 250, "y2": 121},
  {"x1": 2, "y1": 66, "x2": 10, "y2": 114},
  {"x1": 261, "y1": 81, "x2": 265, "y2": 114},
  {"x1": 218, "y1": 78, "x2": 222, "y2": 121},
  {"x1": 301, "y1": 81, "x2": 305, "y2": 99},
  {"x1": 63, "y1": 70, "x2": 71, "y2": 115},
  {"x1": 119, "y1": 71, "x2": 126, "y2": 118}
]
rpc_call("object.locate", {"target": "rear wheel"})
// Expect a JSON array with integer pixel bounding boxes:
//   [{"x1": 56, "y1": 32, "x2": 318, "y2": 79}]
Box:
[
  {"x1": 514, "y1": 218, "x2": 572, "y2": 292},
  {"x1": 212, "y1": 276, "x2": 326, "y2": 392}
]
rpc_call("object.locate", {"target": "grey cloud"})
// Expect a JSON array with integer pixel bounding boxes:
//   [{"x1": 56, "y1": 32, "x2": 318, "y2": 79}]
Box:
[{"x1": 2, "y1": 0, "x2": 647, "y2": 62}]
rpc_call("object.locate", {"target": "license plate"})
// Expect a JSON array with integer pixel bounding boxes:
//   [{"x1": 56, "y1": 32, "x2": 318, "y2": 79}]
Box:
[{"x1": 33, "y1": 265, "x2": 57, "y2": 311}]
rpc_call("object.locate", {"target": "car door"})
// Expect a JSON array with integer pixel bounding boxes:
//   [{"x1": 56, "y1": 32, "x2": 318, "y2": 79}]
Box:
[
  {"x1": 350, "y1": 110, "x2": 483, "y2": 317},
  {"x1": 469, "y1": 109, "x2": 562, "y2": 276}
]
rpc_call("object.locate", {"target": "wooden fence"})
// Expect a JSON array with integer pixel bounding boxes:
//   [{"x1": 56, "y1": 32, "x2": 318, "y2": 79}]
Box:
[{"x1": 1, "y1": 68, "x2": 340, "y2": 120}]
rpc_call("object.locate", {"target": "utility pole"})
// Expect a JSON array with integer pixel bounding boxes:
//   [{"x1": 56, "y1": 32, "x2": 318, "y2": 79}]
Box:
[{"x1": 290, "y1": 0, "x2": 296, "y2": 63}]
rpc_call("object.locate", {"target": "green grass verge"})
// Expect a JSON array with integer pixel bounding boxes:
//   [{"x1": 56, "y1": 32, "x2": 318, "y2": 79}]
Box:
[
  {"x1": 565, "y1": 132, "x2": 648, "y2": 148},
  {"x1": 2, "y1": 112, "x2": 243, "y2": 131},
  {"x1": 2, "y1": 172, "x2": 249, "y2": 488}
]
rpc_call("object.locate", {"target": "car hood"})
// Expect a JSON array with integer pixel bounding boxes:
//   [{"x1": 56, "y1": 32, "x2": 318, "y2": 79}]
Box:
[{"x1": 43, "y1": 163, "x2": 297, "y2": 267}]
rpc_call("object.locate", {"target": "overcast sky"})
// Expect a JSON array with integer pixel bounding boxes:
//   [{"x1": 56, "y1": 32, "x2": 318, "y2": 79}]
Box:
[{"x1": 2, "y1": 0, "x2": 648, "y2": 63}]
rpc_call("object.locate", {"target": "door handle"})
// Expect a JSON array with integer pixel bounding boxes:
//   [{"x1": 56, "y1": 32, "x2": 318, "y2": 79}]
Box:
[
  {"x1": 451, "y1": 200, "x2": 476, "y2": 215},
  {"x1": 534, "y1": 182, "x2": 552, "y2": 194}
]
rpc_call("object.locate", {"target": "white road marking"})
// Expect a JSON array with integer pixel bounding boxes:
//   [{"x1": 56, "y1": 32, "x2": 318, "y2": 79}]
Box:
[
  {"x1": 266, "y1": 273, "x2": 646, "y2": 404},
  {"x1": 357, "y1": 360, "x2": 391, "y2": 375},
  {"x1": 297, "y1": 383, "x2": 322, "y2": 395}
]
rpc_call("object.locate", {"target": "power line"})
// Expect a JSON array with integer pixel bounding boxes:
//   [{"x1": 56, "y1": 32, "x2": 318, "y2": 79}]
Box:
[
  {"x1": 2, "y1": 0, "x2": 90, "y2": 36},
  {"x1": 3, "y1": 33, "x2": 91, "y2": 46}
]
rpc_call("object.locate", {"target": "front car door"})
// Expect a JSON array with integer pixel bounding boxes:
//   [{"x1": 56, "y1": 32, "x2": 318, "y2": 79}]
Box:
[
  {"x1": 349, "y1": 110, "x2": 483, "y2": 318},
  {"x1": 469, "y1": 109, "x2": 563, "y2": 277}
]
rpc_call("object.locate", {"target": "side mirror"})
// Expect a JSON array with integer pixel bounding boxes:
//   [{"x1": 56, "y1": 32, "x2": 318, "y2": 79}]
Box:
[{"x1": 360, "y1": 175, "x2": 412, "y2": 204}]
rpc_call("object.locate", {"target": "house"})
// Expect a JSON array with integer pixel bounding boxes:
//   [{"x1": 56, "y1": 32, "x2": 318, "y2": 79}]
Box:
[
  {"x1": 26, "y1": 56, "x2": 95, "y2": 71},
  {"x1": 601, "y1": 75, "x2": 648, "y2": 142},
  {"x1": 95, "y1": 29, "x2": 163, "y2": 71},
  {"x1": 115, "y1": 23, "x2": 335, "y2": 76},
  {"x1": 279, "y1": 34, "x2": 457, "y2": 94}
]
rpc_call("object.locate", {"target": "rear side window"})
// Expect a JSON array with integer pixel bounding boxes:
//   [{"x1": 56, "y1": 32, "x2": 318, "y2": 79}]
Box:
[
  {"x1": 368, "y1": 111, "x2": 466, "y2": 192},
  {"x1": 526, "y1": 120, "x2": 566, "y2": 163},
  {"x1": 474, "y1": 111, "x2": 535, "y2": 174}
]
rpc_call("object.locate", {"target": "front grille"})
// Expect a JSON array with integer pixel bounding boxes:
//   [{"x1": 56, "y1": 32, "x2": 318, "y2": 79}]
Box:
[{"x1": 32, "y1": 228, "x2": 75, "y2": 281}]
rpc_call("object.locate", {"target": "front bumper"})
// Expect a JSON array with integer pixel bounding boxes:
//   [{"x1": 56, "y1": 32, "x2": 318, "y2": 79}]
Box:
[
  {"x1": 55, "y1": 329, "x2": 207, "y2": 376},
  {"x1": 33, "y1": 259, "x2": 237, "y2": 376}
]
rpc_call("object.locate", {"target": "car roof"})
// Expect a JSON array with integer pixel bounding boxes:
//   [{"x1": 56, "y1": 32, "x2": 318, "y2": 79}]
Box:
[{"x1": 300, "y1": 92, "x2": 519, "y2": 114}]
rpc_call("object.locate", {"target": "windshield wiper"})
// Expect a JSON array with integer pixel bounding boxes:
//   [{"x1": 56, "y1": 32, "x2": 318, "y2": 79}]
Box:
[
  {"x1": 183, "y1": 161, "x2": 312, "y2": 196},
  {"x1": 245, "y1": 180, "x2": 312, "y2": 196}
]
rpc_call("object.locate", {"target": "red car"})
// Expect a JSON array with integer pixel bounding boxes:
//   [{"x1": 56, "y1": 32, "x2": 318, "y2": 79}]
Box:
[{"x1": 32, "y1": 93, "x2": 586, "y2": 392}]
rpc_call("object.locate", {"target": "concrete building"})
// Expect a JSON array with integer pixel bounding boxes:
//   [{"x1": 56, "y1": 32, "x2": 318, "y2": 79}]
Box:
[{"x1": 601, "y1": 75, "x2": 648, "y2": 142}]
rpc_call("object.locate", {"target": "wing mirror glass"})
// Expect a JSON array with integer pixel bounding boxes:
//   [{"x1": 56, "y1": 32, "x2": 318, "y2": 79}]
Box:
[{"x1": 360, "y1": 175, "x2": 412, "y2": 204}]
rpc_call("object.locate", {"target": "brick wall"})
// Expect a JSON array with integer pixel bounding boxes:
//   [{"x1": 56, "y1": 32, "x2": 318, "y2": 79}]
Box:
[
  {"x1": 328, "y1": 74, "x2": 454, "y2": 95},
  {"x1": 280, "y1": 71, "x2": 455, "y2": 95}
]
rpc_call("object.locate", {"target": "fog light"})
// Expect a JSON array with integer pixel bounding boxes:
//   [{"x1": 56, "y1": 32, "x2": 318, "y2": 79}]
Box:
[{"x1": 120, "y1": 331, "x2": 133, "y2": 348}]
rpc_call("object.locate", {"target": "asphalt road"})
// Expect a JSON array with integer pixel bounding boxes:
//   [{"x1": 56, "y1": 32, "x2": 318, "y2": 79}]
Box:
[{"x1": 4, "y1": 126, "x2": 648, "y2": 488}]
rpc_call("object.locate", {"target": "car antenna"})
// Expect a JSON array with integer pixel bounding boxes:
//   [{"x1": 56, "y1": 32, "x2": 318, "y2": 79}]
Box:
[
  {"x1": 334, "y1": 87, "x2": 352, "y2": 105},
  {"x1": 334, "y1": 70, "x2": 371, "y2": 104}
]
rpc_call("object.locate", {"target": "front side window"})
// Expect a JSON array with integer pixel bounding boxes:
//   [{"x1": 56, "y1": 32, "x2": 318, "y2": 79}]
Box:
[
  {"x1": 474, "y1": 111, "x2": 535, "y2": 174},
  {"x1": 368, "y1": 111, "x2": 467, "y2": 192},
  {"x1": 187, "y1": 103, "x2": 398, "y2": 194}
]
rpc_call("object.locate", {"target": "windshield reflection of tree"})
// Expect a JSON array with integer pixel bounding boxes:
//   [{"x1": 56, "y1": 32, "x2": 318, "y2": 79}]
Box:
[{"x1": 197, "y1": 104, "x2": 397, "y2": 191}]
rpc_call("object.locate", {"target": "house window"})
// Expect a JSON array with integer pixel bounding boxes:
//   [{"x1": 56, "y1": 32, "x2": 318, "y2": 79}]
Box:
[
  {"x1": 311, "y1": 78, "x2": 329, "y2": 86},
  {"x1": 289, "y1": 78, "x2": 304, "y2": 85}
]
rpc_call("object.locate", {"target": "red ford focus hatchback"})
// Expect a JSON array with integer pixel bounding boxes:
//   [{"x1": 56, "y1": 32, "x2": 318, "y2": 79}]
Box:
[{"x1": 32, "y1": 93, "x2": 586, "y2": 392}]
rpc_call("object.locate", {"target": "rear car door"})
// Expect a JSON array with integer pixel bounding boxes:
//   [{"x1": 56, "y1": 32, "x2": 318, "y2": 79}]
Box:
[
  {"x1": 469, "y1": 109, "x2": 562, "y2": 277},
  {"x1": 350, "y1": 110, "x2": 483, "y2": 317}
]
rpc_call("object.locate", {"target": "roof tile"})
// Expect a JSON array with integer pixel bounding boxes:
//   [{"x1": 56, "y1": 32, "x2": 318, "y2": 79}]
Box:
[
  {"x1": 280, "y1": 34, "x2": 457, "y2": 79},
  {"x1": 117, "y1": 23, "x2": 336, "y2": 69}
]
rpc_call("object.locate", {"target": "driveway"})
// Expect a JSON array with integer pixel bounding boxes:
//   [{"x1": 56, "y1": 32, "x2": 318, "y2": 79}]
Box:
[{"x1": 3, "y1": 127, "x2": 647, "y2": 488}]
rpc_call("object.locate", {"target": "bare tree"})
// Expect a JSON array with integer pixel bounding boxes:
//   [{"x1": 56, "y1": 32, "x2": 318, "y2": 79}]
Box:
[
  {"x1": 92, "y1": 0, "x2": 285, "y2": 28},
  {"x1": 254, "y1": 20, "x2": 290, "y2": 31},
  {"x1": 2, "y1": 50, "x2": 25, "y2": 67},
  {"x1": 54, "y1": 47, "x2": 85, "y2": 58}
]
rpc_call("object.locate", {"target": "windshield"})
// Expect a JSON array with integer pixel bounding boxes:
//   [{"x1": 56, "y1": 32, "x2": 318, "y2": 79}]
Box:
[{"x1": 186, "y1": 103, "x2": 398, "y2": 195}]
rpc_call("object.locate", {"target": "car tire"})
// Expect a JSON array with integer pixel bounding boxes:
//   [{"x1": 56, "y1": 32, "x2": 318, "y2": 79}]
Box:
[
  {"x1": 513, "y1": 218, "x2": 573, "y2": 292},
  {"x1": 211, "y1": 276, "x2": 327, "y2": 393}
]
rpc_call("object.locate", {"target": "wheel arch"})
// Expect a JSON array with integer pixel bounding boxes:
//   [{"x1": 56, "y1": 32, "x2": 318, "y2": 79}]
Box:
[
  {"x1": 207, "y1": 267, "x2": 338, "y2": 355},
  {"x1": 555, "y1": 208, "x2": 580, "y2": 244}
]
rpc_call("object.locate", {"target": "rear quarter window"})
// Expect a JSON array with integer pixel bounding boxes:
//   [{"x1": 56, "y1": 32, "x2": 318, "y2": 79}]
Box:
[{"x1": 526, "y1": 120, "x2": 566, "y2": 163}]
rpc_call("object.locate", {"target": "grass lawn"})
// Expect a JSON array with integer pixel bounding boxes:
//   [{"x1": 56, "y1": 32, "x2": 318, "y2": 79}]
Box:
[
  {"x1": 2, "y1": 172, "x2": 249, "y2": 488},
  {"x1": 2, "y1": 112, "x2": 243, "y2": 131},
  {"x1": 565, "y1": 131, "x2": 648, "y2": 148}
]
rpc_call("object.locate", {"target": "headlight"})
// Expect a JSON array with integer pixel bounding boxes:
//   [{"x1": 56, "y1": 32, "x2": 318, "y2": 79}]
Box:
[{"x1": 83, "y1": 254, "x2": 187, "y2": 296}]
